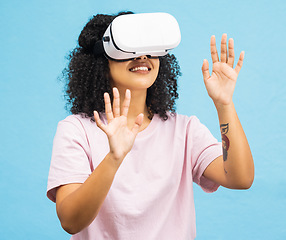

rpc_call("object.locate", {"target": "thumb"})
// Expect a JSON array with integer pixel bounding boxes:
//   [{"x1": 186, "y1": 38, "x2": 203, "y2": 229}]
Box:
[
  {"x1": 131, "y1": 113, "x2": 144, "y2": 135},
  {"x1": 202, "y1": 59, "x2": 210, "y2": 82}
]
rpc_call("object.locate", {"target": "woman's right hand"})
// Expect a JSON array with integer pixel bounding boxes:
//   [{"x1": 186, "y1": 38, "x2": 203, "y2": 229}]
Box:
[{"x1": 94, "y1": 87, "x2": 143, "y2": 167}]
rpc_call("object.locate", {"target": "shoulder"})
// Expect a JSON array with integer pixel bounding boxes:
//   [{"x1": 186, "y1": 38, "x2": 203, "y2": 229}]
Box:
[
  {"x1": 60, "y1": 114, "x2": 93, "y2": 125},
  {"x1": 164, "y1": 112, "x2": 201, "y2": 127},
  {"x1": 163, "y1": 113, "x2": 215, "y2": 141},
  {"x1": 58, "y1": 114, "x2": 94, "y2": 130},
  {"x1": 53, "y1": 114, "x2": 98, "y2": 141},
  {"x1": 152, "y1": 112, "x2": 204, "y2": 138}
]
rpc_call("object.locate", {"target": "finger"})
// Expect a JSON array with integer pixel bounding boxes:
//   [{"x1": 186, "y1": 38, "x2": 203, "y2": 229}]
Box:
[
  {"x1": 122, "y1": 89, "x2": 131, "y2": 117},
  {"x1": 112, "y1": 88, "x2": 120, "y2": 118},
  {"x1": 94, "y1": 110, "x2": 107, "y2": 132},
  {"x1": 104, "y1": 92, "x2": 113, "y2": 123},
  {"x1": 220, "y1": 33, "x2": 227, "y2": 63},
  {"x1": 210, "y1": 35, "x2": 219, "y2": 63},
  {"x1": 227, "y1": 38, "x2": 235, "y2": 67},
  {"x1": 131, "y1": 113, "x2": 144, "y2": 135},
  {"x1": 202, "y1": 59, "x2": 210, "y2": 82},
  {"x1": 234, "y1": 51, "x2": 244, "y2": 74}
]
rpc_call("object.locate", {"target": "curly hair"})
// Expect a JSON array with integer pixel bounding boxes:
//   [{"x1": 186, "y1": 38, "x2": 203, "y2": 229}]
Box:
[{"x1": 63, "y1": 11, "x2": 181, "y2": 121}]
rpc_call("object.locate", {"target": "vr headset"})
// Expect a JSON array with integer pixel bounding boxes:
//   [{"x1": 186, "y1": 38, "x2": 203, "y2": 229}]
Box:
[{"x1": 93, "y1": 12, "x2": 181, "y2": 61}]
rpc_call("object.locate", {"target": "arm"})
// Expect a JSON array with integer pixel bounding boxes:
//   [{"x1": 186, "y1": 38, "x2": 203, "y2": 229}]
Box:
[
  {"x1": 56, "y1": 88, "x2": 143, "y2": 234},
  {"x1": 56, "y1": 154, "x2": 119, "y2": 234},
  {"x1": 202, "y1": 34, "x2": 254, "y2": 189}
]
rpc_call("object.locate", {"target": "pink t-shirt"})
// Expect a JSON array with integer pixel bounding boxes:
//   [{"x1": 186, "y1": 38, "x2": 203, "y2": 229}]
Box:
[{"x1": 47, "y1": 113, "x2": 222, "y2": 240}]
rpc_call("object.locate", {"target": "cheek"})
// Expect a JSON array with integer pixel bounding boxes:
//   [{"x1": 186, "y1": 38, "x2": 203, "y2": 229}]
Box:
[
  {"x1": 109, "y1": 63, "x2": 126, "y2": 81},
  {"x1": 154, "y1": 64, "x2": 160, "y2": 79},
  {"x1": 154, "y1": 59, "x2": 160, "y2": 74}
]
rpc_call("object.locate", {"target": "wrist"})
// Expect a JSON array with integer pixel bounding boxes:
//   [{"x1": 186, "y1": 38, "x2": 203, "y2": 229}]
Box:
[
  {"x1": 214, "y1": 100, "x2": 234, "y2": 113},
  {"x1": 105, "y1": 152, "x2": 125, "y2": 170}
]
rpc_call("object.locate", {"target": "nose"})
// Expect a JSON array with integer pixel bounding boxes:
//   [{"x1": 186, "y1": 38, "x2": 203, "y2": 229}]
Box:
[{"x1": 134, "y1": 55, "x2": 149, "y2": 61}]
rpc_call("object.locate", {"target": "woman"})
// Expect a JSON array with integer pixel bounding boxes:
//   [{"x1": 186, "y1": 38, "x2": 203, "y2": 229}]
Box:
[{"x1": 47, "y1": 11, "x2": 254, "y2": 240}]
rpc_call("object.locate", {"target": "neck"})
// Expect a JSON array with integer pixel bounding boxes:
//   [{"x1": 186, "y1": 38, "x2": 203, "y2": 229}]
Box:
[{"x1": 117, "y1": 87, "x2": 151, "y2": 131}]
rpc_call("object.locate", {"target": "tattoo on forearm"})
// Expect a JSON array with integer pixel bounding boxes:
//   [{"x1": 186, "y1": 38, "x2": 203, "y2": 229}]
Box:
[{"x1": 220, "y1": 123, "x2": 230, "y2": 163}]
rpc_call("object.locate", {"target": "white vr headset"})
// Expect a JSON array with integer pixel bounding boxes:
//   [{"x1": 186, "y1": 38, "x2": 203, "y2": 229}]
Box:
[{"x1": 93, "y1": 12, "x2": 181, "y2": 61}]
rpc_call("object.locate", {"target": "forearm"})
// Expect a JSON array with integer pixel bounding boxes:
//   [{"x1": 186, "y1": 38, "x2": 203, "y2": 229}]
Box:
[
  {"x1": 56, "y1": 153, "x2": 120, "y2": 234},
  {"x1": 216, "y1": 101, "x2": 254, "y2": 188}
]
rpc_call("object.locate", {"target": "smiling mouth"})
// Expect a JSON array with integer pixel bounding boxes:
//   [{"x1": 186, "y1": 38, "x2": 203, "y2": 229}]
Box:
[{"x1": 129, "y1": 66, "x2": 151, "y2": 72}]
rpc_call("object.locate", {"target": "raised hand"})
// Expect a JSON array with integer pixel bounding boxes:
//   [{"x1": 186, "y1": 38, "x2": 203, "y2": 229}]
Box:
[
  {"x1": 94, "y1": 88, "x2": 143, "y2": 166},
  {"x1": 202, "y1": 34, "x2": 244, "y2": 107}
]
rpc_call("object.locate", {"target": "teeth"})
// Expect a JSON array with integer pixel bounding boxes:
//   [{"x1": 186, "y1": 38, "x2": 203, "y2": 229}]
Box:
[{"x1": 130, "y1": 67, "x2": 149, "y2": 72}]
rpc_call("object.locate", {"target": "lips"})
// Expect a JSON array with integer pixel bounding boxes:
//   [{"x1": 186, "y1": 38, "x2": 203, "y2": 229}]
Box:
[
  {"x1": 130, "y1": 66, "x2": 150, "y2": 72},
  {"x1": 129, "y1": 61, "x2": 152, "y2": 73}
]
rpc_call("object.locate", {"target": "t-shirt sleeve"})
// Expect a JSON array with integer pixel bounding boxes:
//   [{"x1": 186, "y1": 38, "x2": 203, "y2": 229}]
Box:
[
  {"x1": 188, "y1": 116, "x2": 222, "y2": 193},
  {"x1": 47, "y1": 118, "x2": 92, "y2": 202}
]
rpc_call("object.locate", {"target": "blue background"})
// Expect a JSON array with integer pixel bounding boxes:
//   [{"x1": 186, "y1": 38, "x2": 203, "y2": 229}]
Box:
[{"x1": 1, "y1": 0, "x2": 285, "y2": 239}]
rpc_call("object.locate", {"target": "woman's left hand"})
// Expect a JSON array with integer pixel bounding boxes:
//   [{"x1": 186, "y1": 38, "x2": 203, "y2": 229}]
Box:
[{"x1": 202, "y1": 34, "x2": 244, "y2": 107}]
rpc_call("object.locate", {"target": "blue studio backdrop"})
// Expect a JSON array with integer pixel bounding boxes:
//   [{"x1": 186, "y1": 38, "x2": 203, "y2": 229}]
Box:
[{"x1": 0, "y1": 0, "x2": 285, "y2": 239}]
